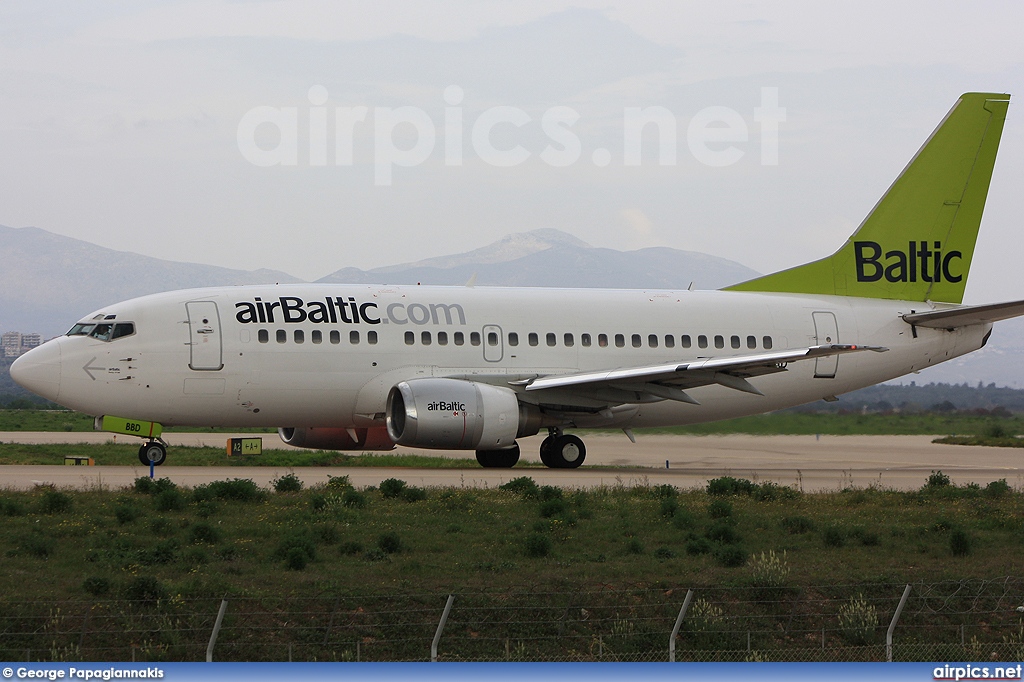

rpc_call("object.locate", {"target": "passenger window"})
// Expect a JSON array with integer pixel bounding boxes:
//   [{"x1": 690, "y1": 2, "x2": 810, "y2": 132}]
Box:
[
  {"x1": 681, "y1": 335, "x2": 691, "y2": 348},
  {"x1": 698, "y1": 335, "x2": 708, "y2": 349},
  {"x1": 731, "y1": 335, "x2": 740, "y2": 349},
  {"x1": 470, "y1": 332, "x2": 481, "y2": 346},
  {"x1": 763, "y1": 336, "x2": 773, "y2": 350},
  {"x1": 437, "y1": 331, "x2": 448, "y2": 346},
  {"x1": 112, "y1": 323, "x2": 135, "y2": 340},
  {"x1": 454, "y1": 331, "x2": 465, "y2": 346},
  {"x1": 368, "y1": 331, "x2": 378, "y2": 345},
  {"x1": 564, "y1": 333, "x2": 574, "y2": 347},
  {"x1": 508, "y1": 332, "x2": 518, "y2": 347},
  {"x1": 598, "y1": 334, "x2": 608, "y2": 347},
  {"x1": 351, "y1": 330, "x2": 360, "y2": 344},
  {"x1": 546, "y1": 333, "x2": 556, "y2": 347},
  {"x1": 714, "y1": 335, "x2": 725, "y2": 349},
  {"x1": 631, "y1": 334, "x2": 641, "y2": 348},
  {"x1": 665, "y1": 335, "x2": 675, "y2": 348},
  {"x1": 615, "y1": 334, "x2": 625, "y2": 348},
  {"x1": 421, "y1": 331, "x2": 431, "y2": 345},
  {"x1": 405, "y1": 331, "x2": 414, "y2": 345},
  {"x1": 648, "y1": 334, "x2": 658, "y2": 348},
  {"x1": 312, "y1": 330, "x2": 322, "y2": 344},
  {"x1": 529, "y1": 333, "x2": 539, "y2": 347},
  {"x1": 487, "y1": 331, "x2": 498, "y2": 346},
  {"x1": 276, "y1": 330, "x2": 286, "y2": 344},
  {"x1": 258, "y1": 329, "x2": 269, "y2": 343},
  {"x1": 294, "y1": 330, "x2": 304, "y2": 344},
  {"x1": 581, "y1": 333, "x2": 591, "y2": 347},
  {"x1": 330, "y1": 331, "x2": 341, "y2": 344},
  {"x1": 747, "y1": 335, "x2": 756, "y2": 349}
]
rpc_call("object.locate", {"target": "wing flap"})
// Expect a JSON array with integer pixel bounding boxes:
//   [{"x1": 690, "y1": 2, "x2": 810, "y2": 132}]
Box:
[{"x1": 523, "y1": 344, "x2": 885, "y2": 394}]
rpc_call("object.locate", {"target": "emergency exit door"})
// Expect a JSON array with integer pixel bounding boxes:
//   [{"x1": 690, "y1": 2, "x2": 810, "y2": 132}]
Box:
[{"x1": 186, "y1": 301, "x2": 224, "y2": 371}]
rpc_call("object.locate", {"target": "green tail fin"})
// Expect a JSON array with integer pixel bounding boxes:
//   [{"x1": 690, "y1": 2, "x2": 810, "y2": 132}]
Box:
[{"x1": 725, "y1": 92, "x2": 1009, "y2": 304}]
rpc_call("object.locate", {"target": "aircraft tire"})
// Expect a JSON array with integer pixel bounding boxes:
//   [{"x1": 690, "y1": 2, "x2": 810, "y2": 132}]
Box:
[
  {"x1": 138, "y1": 441, "x2": 167, "y2": 466},
  {"x1": 549, "y1": 434, "x2": 585, "y2": 469},
  {"x1": 476, "y1": 442, "x2": 520, "y2": 468},
  {"x1": 539, "y1": 436, "x2": 556, "y2": 468}
]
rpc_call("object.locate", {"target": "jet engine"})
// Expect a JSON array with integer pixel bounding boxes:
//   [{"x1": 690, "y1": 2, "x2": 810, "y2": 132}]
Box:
[
  {"x1": 277, "y1": 426, "x2": 395, "y2": 451},
  {"x1": 386, "y1": 378, "x2": 541, "y2": 449}
]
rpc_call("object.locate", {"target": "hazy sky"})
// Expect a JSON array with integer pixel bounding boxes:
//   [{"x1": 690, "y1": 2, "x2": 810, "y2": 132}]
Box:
[{"x1": 2, "y1": 1, "x2": 1023, "y2": 304}]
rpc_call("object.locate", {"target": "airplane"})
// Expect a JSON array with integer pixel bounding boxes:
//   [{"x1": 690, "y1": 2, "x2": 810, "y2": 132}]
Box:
[{"x1": 11, "y1": 92, "x2": 1024, "y2": 469}]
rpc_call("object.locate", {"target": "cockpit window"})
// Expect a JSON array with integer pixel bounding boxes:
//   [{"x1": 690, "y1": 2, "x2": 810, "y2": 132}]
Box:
[
  {"x1": 112, "y1": 323, "x2": 135, "y2": 339},
  {"x1": 67, "y1": 323, "x2": 96, "y2": 336},
  {"x1": 90, "y1": 323, "x2": 113, "y2": 341},
  {"x1": 67, "y1": 322, "x2": 135, "y2": 341}
]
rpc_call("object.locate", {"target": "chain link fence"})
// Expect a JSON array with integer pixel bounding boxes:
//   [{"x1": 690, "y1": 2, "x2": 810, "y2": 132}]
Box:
[{"x1": 3, "y1": 578, "x2": 1023, "y2": 662}]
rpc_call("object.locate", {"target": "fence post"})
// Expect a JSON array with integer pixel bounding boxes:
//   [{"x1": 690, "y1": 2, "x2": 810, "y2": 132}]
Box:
[
  {"x1": 206, "y1": 599, "x2": 228, "y2": 662},
  {"x1": 886, "y1": 585, "x2": 912, "y2": 662},
  {"x1": 431, "y1": 594, "x2": 455, "y2": 662},
  {"x1": 669, "y1": 589, "x2": 694, "y2": 662}
]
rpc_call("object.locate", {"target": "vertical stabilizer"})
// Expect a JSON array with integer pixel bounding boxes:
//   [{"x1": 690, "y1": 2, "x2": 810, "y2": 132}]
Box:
[{"x1": 726, "y1": 93, "x2": 1009, "y2": 303}]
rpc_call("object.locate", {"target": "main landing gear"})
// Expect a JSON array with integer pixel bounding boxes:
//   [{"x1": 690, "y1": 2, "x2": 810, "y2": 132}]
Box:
[
  {"x1": 539, "y1": 428, "x2": 586, "y2": 469},
  {"x1": 138, "y1": 440, "x2": 167, "y2": 466}
]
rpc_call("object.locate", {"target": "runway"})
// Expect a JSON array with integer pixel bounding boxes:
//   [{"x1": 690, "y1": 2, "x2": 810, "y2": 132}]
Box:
[{"x1": 0, "y1": 431, "x2": 1020, "y2": 492}]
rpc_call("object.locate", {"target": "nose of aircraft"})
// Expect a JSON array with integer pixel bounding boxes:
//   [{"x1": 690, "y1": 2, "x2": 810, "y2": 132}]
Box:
[{"x1": 10, "y1": 339, "x2": 62, "y2": 402}]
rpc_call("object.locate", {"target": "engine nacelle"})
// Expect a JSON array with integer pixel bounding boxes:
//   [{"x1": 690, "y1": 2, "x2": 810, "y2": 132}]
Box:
[
  {"x1": 278, "y1": 426, "x2": 395, "y2": 451},
  {"x1": 386, "y1": 378, "x2": 539, "y2": 449}
]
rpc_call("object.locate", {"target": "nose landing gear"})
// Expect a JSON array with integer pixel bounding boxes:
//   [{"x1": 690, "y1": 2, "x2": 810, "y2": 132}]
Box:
[{"x1": 138, "y1": 440, "x2": 167, "y2": 466}]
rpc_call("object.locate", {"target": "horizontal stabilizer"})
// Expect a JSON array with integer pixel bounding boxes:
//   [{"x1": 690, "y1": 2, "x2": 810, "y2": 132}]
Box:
[{"x1": 902, "y1": 299, "x2": 1024, "y2": 329}]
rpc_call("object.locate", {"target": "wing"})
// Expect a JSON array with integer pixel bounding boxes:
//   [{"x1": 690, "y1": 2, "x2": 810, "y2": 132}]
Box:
[
  {"x1": 517, "y1": 344, "x2": 886, "y2": 406},
  {"x1": 902, "y1": 299, "x2": 1024, "y2": 329}
]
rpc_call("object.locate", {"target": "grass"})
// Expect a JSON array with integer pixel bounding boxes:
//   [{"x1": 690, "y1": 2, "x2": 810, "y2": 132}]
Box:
[
  {"x1": 0, "y1": 473, "x2": 1022, "y2": 660},
  {"x1": 0, "y1": 443, "x2": 487, "y2": 467},
  {"x1": 3, "y1": 409, "x2": 1023, "y2": 437}
]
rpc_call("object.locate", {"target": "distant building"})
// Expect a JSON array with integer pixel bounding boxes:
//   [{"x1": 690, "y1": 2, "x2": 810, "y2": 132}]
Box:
[{"x1": 1, "y1": 331, "x2": 43, "y2": 358}]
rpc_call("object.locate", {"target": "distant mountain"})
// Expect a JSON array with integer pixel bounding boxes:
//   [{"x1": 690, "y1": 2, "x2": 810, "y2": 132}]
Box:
[
  {"x1": 318, "y1": 229, "x2": 761, "y2": 289},
  {"x1": 0, "y1": 225, "x2": 301, "y2": 337}
]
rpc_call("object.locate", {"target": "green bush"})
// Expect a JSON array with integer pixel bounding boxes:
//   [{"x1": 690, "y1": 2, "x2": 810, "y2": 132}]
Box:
[
  {"x1": 653, "y1": 484, "x2": 678, "y2": 498},
  {"x1": 149, "y1": 517, "x2": 174, "y2": 536},
  {"x1": 672, "y1": 510, "x2": 696, "y2": 530},
  {"x1": 660, "y1": 497, "x2": 679, "y2": 518},
  {"x1": 114, "y1": 503, "x2": 139, "y2": 525},
  {"x1": 707, "y1": 477, "x2": 755, "y2": 496},
  {"x1": 313, "y1": 524, "x2": 340, "y2": 545},
  {"x1": 654, "y1": 547, "x2": 676, "y2": 559},
  {"x1": 18, "y1": 533, "x2": 53, "y2": 559},
  {"x1": 339, "y1": 541, "x2": 363, "y2": 556},
  {"x1": 342, "y1": 489, "x2": 367, "y2": 509},
  {"x1": 0, "y1": 498, "x2": 26, "y2": 516},
  {"x1": 707, "y1": 499, "x2": 733, "y2": 519},
  {"x1": 985, "y1": 479, "x2": 1011, "y2": 498},
  {"x1": 285, "y1": 547, "x2": 308, "y2": 570},
  {"x1": 273, "y1": 535, "x2": 317, "y2": 564},
  {"x1": 199, "y1": 479, "x2": 265, "y2": 502},
  {"x1": 715, "y1": 545, "x2": 748, "y2": 567},
  {"x1": 377, "y1": 532, "x2": 403, "y2": 554},
  {"x1": 539, "y1": 498, "x2": 567, "y2": 518},
  {"x1": 326, "y1": 474, "x2": 352, "y2": 490},
  {"x1": 379, "y1": 478, "x2": 408, "y2": 499},
  {"x1": 926, "y1": 470, "x2": 951, "y2": 488},
  {"x1": 82, "y1": 576, "x2": 110, "y2": 596},
  {"x1": 401, "y1": 486, "x2": 427, "y2": 502},
  {"x1": 685, "y1": 537, "x2": 712, "y2": 555},
  {"x1": 499, "y1": 477, "x2": 540, "y2": 498},
  {"x1": 950, "y1": 529, "x2": 973, "y2": 556},
  {"x1": 538, "y1": 485, "x2": 563, "y2": 501},
  {"x1": 133, "y1": 477, "x2": 157, "y2": 494},
  {"x1": 39, "y1": 489, "x2": 72, "y2": 514},
  {"x1": 822, "y1": 526, "x2": 846, "y2": 548},
  {"x1": 706, "y1": 523, "x2": 740, "y2": 544},
  {"x1": 155, "y1": 488, "x2": 185, "y2": 512},
  {"x1": 188, "y1": 523, "x2": 220, "y2": 545},
  {"x1": 753, "y1": 482, "x2": 800, "y2": 502},
  {"x1": 123, "y1": 576, "x2": 168, "y2": 604},
  {"x1": 272, "y1": 473, "x2": 303, "y2": 493},
  {"x1": 781, "y1": 516, "x2": 816, "y2": 534},
  {"x1": 625, "y1": 537, "x2": 644, "y2": 555},
  {"x1": 524, "y1": 533, "x2": 552, "y2": 558}
]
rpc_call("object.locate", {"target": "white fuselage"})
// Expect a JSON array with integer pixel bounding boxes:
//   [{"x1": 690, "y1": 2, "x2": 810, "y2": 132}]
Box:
[{"x1": 13, "y1": 284, "x2": 988, "y2": 435}]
